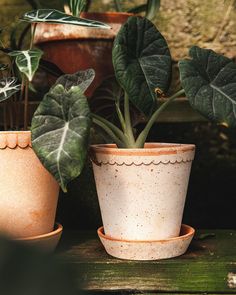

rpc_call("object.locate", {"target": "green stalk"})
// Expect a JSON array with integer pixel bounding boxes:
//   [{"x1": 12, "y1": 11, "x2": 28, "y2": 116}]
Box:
[
  {"x1": 115, "y1": 101, "x2": 126, "y2": 132},
  {"x1": 30, "y1": 23, "x2": 37, "y2": 49},
  {"x1": 124, "y1": 92, "x2": 136, "y2": 147},
  {"x1": 92, "y1": 117, "x2": 125, "y2": 148},
  {"x1": 114, "y1": 0, "x2": 122, "y2": 11},
  {"x1": 135, "y1": 89, "x2": 185, "y2": 148},
  {"x1": 92, "y1": 113, "x2": 127, "y2": 144}
]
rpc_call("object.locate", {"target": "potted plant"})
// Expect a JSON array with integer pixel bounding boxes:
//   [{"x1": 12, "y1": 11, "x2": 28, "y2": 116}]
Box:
[
  {"x1": 31, "y1": 0, "x2": 160, "y2": 96},
  {"x1": 31, "y1": 16, "x2": 195, "y2": 260},
  {"x1": 0, "y1": 9, "x2": 107, "y2": 244}
]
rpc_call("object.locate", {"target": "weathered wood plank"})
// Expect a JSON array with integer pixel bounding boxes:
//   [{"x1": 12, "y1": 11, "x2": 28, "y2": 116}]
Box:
[{"x1": 57, "y1": 230, "x2": 236, "y2": 292}]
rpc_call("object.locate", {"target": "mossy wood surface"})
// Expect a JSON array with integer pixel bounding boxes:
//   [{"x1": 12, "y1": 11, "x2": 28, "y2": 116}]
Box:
[{"x1": 57, "y1": 229, "x2": 236, "y2": 293}]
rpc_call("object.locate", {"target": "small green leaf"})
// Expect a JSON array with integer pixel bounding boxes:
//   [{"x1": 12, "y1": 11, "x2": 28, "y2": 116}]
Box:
[
  {"x1": 179, "y1": 46, "x2": 236, "y2": 128},
  {"x1": 0, "y1": 78, "x2": 21, "y2": 102},
  {"x1": 31, "y1": 84, "x2": 91, "y2": 192},
  {"x1": 0, "y1": 64, "x2": 8, "y2": 71},
  {"x1": 55, "y1": 69, "x2": 95, "y2": 92},
  {"x1": 113, "y1": 16, "x2": 172, "y2": 116},
  {"x1": 9, "y1": 49, "x2": 43, "y2": 81},
  {"x1": 21, "y1": 9, "x2": 111, "y2": 29},
  {"x1": 146, "y1": 0, "x2": 160, "y2": 20}
]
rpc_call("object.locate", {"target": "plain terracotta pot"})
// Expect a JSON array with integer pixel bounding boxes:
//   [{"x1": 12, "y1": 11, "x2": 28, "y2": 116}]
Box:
[
  {"x1": 34, "y1": 12, "x2": 132, "y2": 97},
  {"x1": 90, "y1": 143, "x2": 195, "y2": 241},
  {"x1": 0, "y1": 131, "x2": 59, "y2": 239}
]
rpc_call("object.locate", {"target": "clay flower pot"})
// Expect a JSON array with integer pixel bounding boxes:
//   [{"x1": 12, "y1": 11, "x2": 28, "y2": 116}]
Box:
[
  {"x1": 90, "y1": 143, "x2": 195, "y2": 241},
  {"x1": 0, "y1": 131, "x2": 59, "y2": 239},
  {"x1": 34, "y1": 12, "x2": 132, "y2": 97}
]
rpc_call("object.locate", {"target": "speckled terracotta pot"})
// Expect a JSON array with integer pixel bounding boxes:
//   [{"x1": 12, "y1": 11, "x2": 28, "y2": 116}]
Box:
[
  {"x1": 0, "y1": 131, "x2": 59, "y2": 239},
  {"x1": 90, "y1": 143, "x2": 195, "y2": 241}
]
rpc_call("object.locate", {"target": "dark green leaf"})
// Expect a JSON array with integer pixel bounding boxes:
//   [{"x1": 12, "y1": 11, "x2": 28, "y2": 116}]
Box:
[
  {"x1": 0, "y1": 78, "x2": 21, "y2": 102},
  {"x1": 179, "y1": 46, "x2": 236, "y2": 128},
  {"x1": 55, "y1": 69, "x2": 95, "y2": 92},
  {"x1": 31, "y1": 84, "x2": 91, "y2": 192},
  {"x1": 0, "y1": 64, "x2": 8, "y2": 71},
  {"x1": 21, "y1": 9, "x2": 111, "y2": 29},
  {"x1": 9, "y1": 49, "x2": 43, "y2": 81},
  {"x1": 39, "y1": 59, "x2": 64, "y2": 77},
  {"x1": 146, "y1": 0, "x2": 160, "y2": 20},
  {"x1": 112, "y1": 16, "x2": 172, "y2": 116},
  {"x1": 90, "y1": 76, "x2": 142, "y2": 127}
]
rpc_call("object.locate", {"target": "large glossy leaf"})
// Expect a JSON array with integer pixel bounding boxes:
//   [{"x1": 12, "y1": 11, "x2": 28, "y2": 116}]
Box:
[
  {"x1": 55, "y1": 69, "x2": 95, "y2": 92},
  {"x1": 31, "y1": 84, "x2": 91, "y2": 192},
  {"x1": 0, "y1": 78, "x2": 21, "y2": 102},
  {"x1": 113, "y1": 16, "x2": 172, "y2": 116},
  {"x1": 179, "y1": 46, "x2": 236, "y2": 128},
  {"x1": 21, "y1": 9, "x2": 110, "y2": 29},
  {"x1": 9, "y1": 49, "x2": 43, "y2": 81}
]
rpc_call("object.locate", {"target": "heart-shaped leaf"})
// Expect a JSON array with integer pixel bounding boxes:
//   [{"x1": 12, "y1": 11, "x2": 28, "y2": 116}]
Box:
[
  {"x1": 179, "y1": 46, "x2": 236, "y2": 127},
  {"x1": 31, "y1": 84, "x2": 91, "y2": 192},
  {"x1": 112, "y1": 16, "x2": 172, "y2": 116},
  {"x1": 9, "y1": 49, "x2": 43, "y2": 81},
  {"x1": 21, "y1": 9, "x2": 110, "y2": 29},
  {"x1": 0, "y1": 77, "x2": 21, "y2": 102},
  {"x1": 55, "y1": 69, "x2": 95, "y2": 92}
]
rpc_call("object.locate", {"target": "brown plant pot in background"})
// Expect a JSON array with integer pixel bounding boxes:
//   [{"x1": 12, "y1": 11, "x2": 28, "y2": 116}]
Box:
[{"x1": 34, "y1": 12, "x2": 132, "y2": 97}]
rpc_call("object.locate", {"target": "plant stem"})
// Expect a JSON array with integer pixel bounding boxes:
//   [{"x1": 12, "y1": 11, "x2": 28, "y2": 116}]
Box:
[
  {"x1": 114, "y1": 0, "x2": 122, "y2": 11},
  {"x1": 115, "y1": 101, "x2": 126, "y2": 132},
  {"x1": 92, "y1": 117, "x2": 125, "y2": 148},
  {"x1": 24, "y1": 78, "x2": 29, "y2": 130},
  {"x1": 92, "y1": 113, "x2": 127, "y2": 144},
  {"x1": 30, "y1": 23, "x2": 37, "y2": 49},
  {"x1": 124, "y1": 92, "x2": 136, "y2": 147},
  {"x1": 135, "y1": 89, "x2": 185, "y2": 148}
]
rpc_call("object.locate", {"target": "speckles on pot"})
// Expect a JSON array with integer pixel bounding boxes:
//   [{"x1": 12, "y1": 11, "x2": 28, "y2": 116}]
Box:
[{"x1": 91, "y1": 143, "x2": 195, "y2": 241}]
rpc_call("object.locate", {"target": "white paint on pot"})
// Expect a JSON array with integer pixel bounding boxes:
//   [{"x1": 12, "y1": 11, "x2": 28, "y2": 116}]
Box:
[
  {"x1": 91, "y1": 143, "x2": 195, "y2": 241},
  {"x1": 0, "y1": 131, "x2": 59, "y2": 239}
]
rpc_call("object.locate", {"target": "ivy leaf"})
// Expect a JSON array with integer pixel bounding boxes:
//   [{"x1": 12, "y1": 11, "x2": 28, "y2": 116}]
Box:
[
  {"x1": 21, "y1": 9, "x2": 110, "y2": 29},
  {"x1": 55, "y1": 69, "x2": 95, "y2": 92},
  {"x1": 31, "y1": 84, "x2": 91, "y2": 192},
  {"x1": 9, "y1": 49, "x2": 43, "y2": 81},
  {"x1": 179, "y1": 46, "x2": 236, "y2": 128},
  {"x1": 0, "y1": 77, "x2": 21, "y2": 102},
  {"x1": 113, "y1": 16, "x2": 172, "y2": 116}
]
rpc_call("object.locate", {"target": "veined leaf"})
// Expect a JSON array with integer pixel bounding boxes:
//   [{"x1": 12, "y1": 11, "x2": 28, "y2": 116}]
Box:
[
  {"x1": 21, "y1": 9, "x2": 111, "y2": 29},
  {"x1": 31, "y1": 84, "x2": 91, "y2": 192},
  {"x1": 146, "y1": 0, "x2": 160, "y2": 20},
  {"x1": 113, "y1": 16, "x2": 172, "y2": 116},
  {"x1": 55, "y1": 69, "x2": 95, "y2": 92},
  {"x1": 0, "y1": 78, "x2": 21, "y2": 102},
  {"x1": 179, "y1": 46, "x2": 236, "y2": 128},
  {"x1": 9, "y1": 49, "x2": 43, "y2": 81}
]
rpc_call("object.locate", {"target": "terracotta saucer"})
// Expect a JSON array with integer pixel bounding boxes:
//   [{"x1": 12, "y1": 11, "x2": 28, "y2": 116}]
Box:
[
  {"x1": 98, "y1": 224, "x2": 195, "y2": 260},
  {"x1": 15, "y1": 223, "x2": 63, "y2": 253}
]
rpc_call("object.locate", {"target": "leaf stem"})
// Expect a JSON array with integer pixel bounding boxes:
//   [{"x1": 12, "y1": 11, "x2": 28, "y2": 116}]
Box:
[
  {"x1": 115, "y1": 101, "x2": 126, "y2": 132},
  {"x1": 114, "y1": 0, "x2": 122, "y2": 11},
  {"x1": 135, "y1": 89, "x2": 185, "y2": 148},
  {"x1": 124, "y1": 92, "x2": 135, "y2": 147},
  {"x1": 30, "y1": 23, "x2": 37, "y2": 49},
  {"x1": 92, "y1": 117, "x2": 125, "y2": 148}
]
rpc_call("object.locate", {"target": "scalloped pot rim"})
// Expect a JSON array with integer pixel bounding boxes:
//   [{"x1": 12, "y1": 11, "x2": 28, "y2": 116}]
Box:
[
  {"x1": 90, "y1": 143, "x2": 196, "y2": 156},
  {"x1": 0, "y1": 131, "x2": 32, "y2": 149}
]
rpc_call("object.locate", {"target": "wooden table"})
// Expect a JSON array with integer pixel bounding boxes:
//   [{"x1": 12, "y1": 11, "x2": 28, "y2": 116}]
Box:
[{"x1": 57, "y1": 229, "x2": 236, "y2": 294}]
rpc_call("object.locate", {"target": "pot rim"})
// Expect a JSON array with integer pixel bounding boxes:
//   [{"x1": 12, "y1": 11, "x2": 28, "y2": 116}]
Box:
[
  {"x1": 0, "y1": 130, "x2": 31, "y2": 134},
  {"x1": 98, "y1": 224, "x2": 195, "y2": 243},
  {"x1": 90, "y1": 143, "x2": 195, "y2": 156}
]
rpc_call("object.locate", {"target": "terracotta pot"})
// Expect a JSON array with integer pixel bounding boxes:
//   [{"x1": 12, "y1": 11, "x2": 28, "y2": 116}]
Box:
[
  {"x1": 90, "y1": 143, "x2": 195, "y2": 241},
  {"x1": 34, "y1": 12, "x2": 132, "y2": 97},
  {"x1": 0, "y1": 131, "x2": 59, "y2": 239}
]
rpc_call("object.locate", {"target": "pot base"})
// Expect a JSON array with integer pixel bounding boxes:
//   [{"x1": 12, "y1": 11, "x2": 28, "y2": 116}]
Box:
[
  {"x1": 98, "y1": 224, "x2": 195, "y2": 260},
  {"x1": 15, "y1": 223, "x2": 63, "y2": 253}
]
